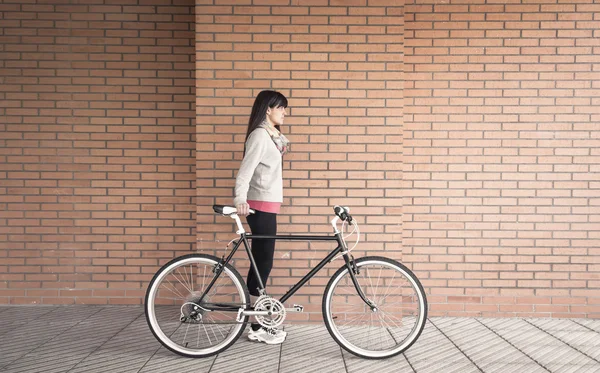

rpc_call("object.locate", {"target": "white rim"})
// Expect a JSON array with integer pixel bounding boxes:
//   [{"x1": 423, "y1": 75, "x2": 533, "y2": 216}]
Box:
[
  {"x1": 147, "y1": 257, "x2": 247, "y2": 356},
  {"x1": 325, "y1": 259, "x2": 426, "y2": 358}
]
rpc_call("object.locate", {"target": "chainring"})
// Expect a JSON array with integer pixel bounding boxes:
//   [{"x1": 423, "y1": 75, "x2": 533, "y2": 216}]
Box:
[{"x1": 253, "y1": 295, "x2": 286, "y2": 328}]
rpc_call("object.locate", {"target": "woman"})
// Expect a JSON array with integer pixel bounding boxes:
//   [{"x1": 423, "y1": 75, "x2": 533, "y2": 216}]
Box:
[{"x1": 234, "y1": 90, "x2": 290, "y2": 345}]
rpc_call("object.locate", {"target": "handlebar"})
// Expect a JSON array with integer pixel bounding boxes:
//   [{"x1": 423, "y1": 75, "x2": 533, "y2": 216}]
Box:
[
  {"x1": 213, "y1": 205, "x2": 254, "y2": 216},
  {"x1": 331, "y1": 206, "x2": 360, "y2": 260},
  {"x1": 333, "y1": 205, "x2": 352, "y2": 223},
  {"x1": 213, "y1": 204, "x2": 353, "y2": 236}
]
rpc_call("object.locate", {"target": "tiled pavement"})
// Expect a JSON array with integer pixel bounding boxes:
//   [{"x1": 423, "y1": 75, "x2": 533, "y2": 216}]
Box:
[{"x1": 1, "y1": 306, "x2": 599, "y2": 373}]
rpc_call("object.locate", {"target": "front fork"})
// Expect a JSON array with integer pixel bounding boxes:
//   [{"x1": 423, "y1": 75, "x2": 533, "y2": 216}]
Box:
[{"x1": 337, "y1": 232, "x2": 377, "y2": 312}]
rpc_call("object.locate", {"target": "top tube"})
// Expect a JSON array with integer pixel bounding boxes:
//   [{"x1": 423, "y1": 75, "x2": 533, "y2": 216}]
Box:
[{"x1": 246, "y1": 234, "x2": 339, "y2": 241}]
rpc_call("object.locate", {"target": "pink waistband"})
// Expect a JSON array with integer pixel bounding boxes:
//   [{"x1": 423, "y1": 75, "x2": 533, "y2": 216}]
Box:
[{"x1": 247, "y1": 200, "x2": 281, "y2": 214}]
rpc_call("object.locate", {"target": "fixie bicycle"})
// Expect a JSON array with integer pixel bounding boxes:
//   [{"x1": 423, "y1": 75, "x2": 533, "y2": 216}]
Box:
[{"x1": 145, "y1": 205, "x2": 427, "y2": 359}]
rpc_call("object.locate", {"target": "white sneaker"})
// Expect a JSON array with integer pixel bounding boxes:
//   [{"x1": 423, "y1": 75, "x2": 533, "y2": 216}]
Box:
[
  {"x1": 248, "y1": 327, "x2": 286, "y2": 345},
  {"x1": 274, "y1": 328, "x2": 287, "y2": 339}
]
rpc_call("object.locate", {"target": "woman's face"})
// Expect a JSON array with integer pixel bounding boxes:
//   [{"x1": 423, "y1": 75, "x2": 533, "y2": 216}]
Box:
[{"x1": 266, "y1": 105, "x2": 287, "y2": 127}]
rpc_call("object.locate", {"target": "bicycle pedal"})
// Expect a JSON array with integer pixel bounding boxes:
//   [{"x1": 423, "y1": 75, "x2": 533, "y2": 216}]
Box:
[
  {"x1": 285, "y1": 304, "x2": 304, "y2": 312},
  {"x1": 236, "y1": 308, "x2": 244, "y2": 322}
]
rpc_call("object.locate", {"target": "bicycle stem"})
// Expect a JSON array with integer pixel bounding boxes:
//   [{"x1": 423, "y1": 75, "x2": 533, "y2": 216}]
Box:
[{"x1": 330, "y1": 215, "x2": 340, "y2": 234}]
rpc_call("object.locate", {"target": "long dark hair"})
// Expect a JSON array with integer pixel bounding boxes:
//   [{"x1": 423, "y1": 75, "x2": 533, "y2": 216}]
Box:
[{"x1": 244, "y1": 90, "x2": 288, "y2": 143}]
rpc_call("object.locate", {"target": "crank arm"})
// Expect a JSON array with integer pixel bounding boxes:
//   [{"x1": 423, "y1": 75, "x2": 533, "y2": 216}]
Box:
[{"x1": 236, "y1": 308, "x2": 271, "y2": 322}]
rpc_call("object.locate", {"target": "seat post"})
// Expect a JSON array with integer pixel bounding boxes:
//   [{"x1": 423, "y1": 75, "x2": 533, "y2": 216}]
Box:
[{"x1": 231, "y1": 214, "x2": 246, "y2": 234}]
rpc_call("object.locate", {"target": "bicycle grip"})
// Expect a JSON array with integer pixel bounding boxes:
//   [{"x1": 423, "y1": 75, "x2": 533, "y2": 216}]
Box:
[{"x1": 333, "y1": 206, "x2": 352, "y2": 222}]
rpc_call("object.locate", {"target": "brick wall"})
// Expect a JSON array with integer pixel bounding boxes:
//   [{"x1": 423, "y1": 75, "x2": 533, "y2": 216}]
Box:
[
  {"x1": 195, "y1": 1, "x2": 404, "y2": 321},
  {"x1": 404, "y1": 0, "x2": 600, "y2": 318},
  {"x1": 0, "y1": 0, "x2": 196, "y2": 304},
  {"x1": 2, "y1": 0, "x2": 597, "y2": 319}
]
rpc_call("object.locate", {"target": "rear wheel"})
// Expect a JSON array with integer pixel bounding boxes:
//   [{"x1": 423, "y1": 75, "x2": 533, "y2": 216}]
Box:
[
  {"x1": 145, "y1": 254, "x2": 249, "y2": 358},
  {"x1": 322, "y1": 256, "x2": 427, "y2": 359}
]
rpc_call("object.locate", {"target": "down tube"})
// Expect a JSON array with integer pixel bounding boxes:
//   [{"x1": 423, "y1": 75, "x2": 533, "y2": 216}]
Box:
[{"x1": 279, "y1": 245, "x2": 343, "y2": 304}]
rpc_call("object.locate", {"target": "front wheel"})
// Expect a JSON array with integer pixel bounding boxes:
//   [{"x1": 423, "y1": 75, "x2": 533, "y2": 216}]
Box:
[
  {"x1": 145, "y1": 253, "x2": 250, "y2": 358},
  {"x1": 322, "y1": 256, "x2": 427, "y2": 359}
]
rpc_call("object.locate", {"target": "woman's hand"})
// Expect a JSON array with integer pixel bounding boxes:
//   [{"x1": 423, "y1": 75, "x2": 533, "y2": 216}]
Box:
[{"x1": 236, "y1": 203, "x2": 250, "y2": 216}]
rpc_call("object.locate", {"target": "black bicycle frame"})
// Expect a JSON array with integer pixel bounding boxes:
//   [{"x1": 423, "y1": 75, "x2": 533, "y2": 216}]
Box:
[
  {"x1": 247, "y1": 234, "x2": 342, "y2": 303},
  {"x1": 198, "y1": 231, "x2": 371, "y2": 313}
]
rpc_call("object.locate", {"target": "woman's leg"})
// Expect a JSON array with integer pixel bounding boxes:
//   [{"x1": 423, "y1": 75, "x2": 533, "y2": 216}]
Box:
[
  {"x1": 245, "y1": 210, "x2": 277, "y2": 331},
  {"x1": 246, "y1": 210, "x2": 277, "y2": 297}
]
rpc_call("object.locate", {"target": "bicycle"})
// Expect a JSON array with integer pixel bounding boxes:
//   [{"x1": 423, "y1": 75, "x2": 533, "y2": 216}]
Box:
[{"x1": 145, "y1": 205, "x2": 427, "y2": 359}]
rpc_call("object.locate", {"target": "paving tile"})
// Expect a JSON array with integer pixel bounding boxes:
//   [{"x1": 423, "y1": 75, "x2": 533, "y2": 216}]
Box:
[
  {"x1": 2, "y1": 305, "x2": 600, "y2": 373},
  {"x1": 546, "y1": 364, "x2": 600, "y2": 373},
  {"x1": 523, "y1": 320, "x2": 600, "y2": 365},
  {"x1": 279, "y1": 324, "x2": 345, "y2": 373},
  {"x1": 0, "y1": 306, "x2": 58, "y2": 324},
  {"x1": 69, "y1": 314, "x2": 162, "y2": 373},
  {"x1": 480, "y1": 319, "x2": 560, "y2": 347},
  {"x1": 0, "y1": 307, "x2": 59, "y2": 337},
  {"x1": 478, "y1": 318, "x2": 528, "y2": 331},
  {"x1": 210, "y1": 326, "x2": 281, "y2": 373},
  {"x1": 529, "y1": 345, "x2": 594, "y2": 366},
  {"x1": 527, "y1": 318, "x2": 590, "y2": 332},
  {"x1": 402, "y1": 321, "x2": 457, "y2": 362},
  {"x1": 480, "y1": 318, "x2": 598, "y2": 368},
  {"x1": 343, "y1": 349, "x2": 413, "y2": 373},
  {"x1": 479, "y1": 363, "x2": 548, "y2": 373},
  {"x1": 0, "y1": 307, "x2": 9, "y2": 323},
  {"x1": 0, "y1": 306, "x2": 102, "y2": 369},
  {"x1": 404, "y1": 320, "x2": 473, "y2": 370},
  {"x1": 3, "y1": 307, "x2": 143, "y2": 373},
  {"x1": 411, "y1": 360, "x2": 480, "y2": 373},
  {"x1": 433, "y1": 318, "x2": 533, "y2": 366},
  {"x1": 572, "y1": 320, "x2": 600, "y2": 334},
  {"x1": 542, "y1": 331, "x2": 600, "y2": 362},
  {"x1": 138, "y1": 347, "x2": 215, "y2": 373}
]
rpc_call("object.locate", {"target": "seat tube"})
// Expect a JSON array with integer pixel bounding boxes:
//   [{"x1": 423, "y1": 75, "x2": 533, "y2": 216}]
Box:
[{"x1": 242, "y1": 234, "x2": 266, "y2": 293}]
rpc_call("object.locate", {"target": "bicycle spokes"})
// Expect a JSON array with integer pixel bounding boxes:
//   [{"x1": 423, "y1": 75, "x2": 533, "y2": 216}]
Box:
[
  {"x1": 324, "y1": 257, "x2": 427, "y2": 359},
  {"x1": 146, "y1": 255, "x2": 249, "y2": 357}
]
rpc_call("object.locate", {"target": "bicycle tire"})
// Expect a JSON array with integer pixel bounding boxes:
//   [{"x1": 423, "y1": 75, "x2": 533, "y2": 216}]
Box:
[
  {"x1": 322, "y1": 256, "x2": 427, "y2": 359},
  {"x1": 145, "y1": 253, "x2": 250, "y2": 358}
]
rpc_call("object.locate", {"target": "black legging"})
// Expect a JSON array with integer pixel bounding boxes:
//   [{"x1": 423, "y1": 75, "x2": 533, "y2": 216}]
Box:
[{"x1": 246, "y1": 210, "x2": 277, "y2": 297}]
